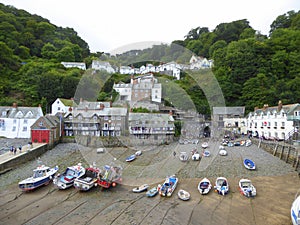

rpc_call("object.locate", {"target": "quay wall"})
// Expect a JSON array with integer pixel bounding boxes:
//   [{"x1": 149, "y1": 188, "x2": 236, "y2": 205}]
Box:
[
  {"x1": 0, "y1": 143, "x2": 48, "y2": 174},
  {"x1": 251, "y1": 138, "x2": 300, "y2": 172}
]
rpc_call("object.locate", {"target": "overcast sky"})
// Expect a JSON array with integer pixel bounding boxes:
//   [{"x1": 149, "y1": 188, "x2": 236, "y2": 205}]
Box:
[{"x1": 1, "y1": 0, "x2": 299, "y2": 54}]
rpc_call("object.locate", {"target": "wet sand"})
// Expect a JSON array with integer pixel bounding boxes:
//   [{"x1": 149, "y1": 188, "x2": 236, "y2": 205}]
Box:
[{"x1": 0, "y1": 140, "x2": 299, "y2": 225}]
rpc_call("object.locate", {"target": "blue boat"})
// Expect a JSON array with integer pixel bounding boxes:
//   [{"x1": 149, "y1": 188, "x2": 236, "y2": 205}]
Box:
[
  {"x1": 18, "y1": 165, "x2": 59, "y2": 191},
  {"x1": 158, "y1": 175, "x2": 178, "y2": 197},
  {"x1": 146, "y1": 186, "x2": 158, "y2": 197},
  {"x1": 291, "y1": 195, "x2": 300, "y2": 225},
  {"x1": 126, "y1": 154, "x2": 136, "y2": 162},
  {"x1": 243, "y1": 159, "x2": 256, "y2": 170}
]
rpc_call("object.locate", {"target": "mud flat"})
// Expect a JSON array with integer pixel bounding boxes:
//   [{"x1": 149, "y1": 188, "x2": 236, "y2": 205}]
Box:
[{"x1": 0, "y1": 140, "x2": 299, "y2": 225}]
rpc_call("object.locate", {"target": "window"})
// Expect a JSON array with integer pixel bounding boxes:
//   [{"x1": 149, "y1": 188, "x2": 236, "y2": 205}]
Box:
[
  {"x1": 24, "y1": 119, "x2": 28, "y2": 124},
  {"x1": 13, "y1": 119, "x2": 17, "y2": 124},
  {"x1": 12, "y1": 126, "x2": 16, "y2": 132},
  {"x1": 58, "y1": 107, "x2": 61, "y2": 111},
  {"x1": 22, "y1": 126, "x2": 27, "y2": 132}
]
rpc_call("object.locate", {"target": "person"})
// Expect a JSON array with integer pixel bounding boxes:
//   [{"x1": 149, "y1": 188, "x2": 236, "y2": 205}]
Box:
[
  {"x1": 13, "y1": 147, "x2": 17, "y2": 155},
  {"x1": 10, "y1": 146, "x2": 14, "y2": 155},
  {"x1": 19, "y1": 145, "x2": 22, "y2": 153},
  {"x1": 173, "y1": 151, "x2": 176, "y2": 157}
]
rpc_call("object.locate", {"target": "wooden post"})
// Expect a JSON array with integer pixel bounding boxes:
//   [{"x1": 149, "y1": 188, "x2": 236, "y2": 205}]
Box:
[
  {"x1": 273, "y1": 143, "x2": 278, "y2": 156},
  {"x1": 280, "y1": 145, "x2": 285, "y2": 160},
  {"x1": 285, "y1": 147, "x2": 291, "y2": 163}
]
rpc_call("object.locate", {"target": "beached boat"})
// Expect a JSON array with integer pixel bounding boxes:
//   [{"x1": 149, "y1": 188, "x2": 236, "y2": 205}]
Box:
[
  {"x1": 192, "y1": 152, "x2": 201, "y2": 161},
  {"x1": 179, "y1": 152, "x2": 189, "y2": 161},
  {"x1": 53, "y1": 163, "x2": 85, "y2": 190},
  {"x1": 243, "y1": 159, "x2": 256, "y2": 170},
  {"x1": 214, "y1": 177, "x2": 229, "y2": 195},
  {"x1": 146, "y1": 186, "x2": 158, "y2": 197},
  {"x1": 219, "y1": 149, "x2": 227, "y2": 156},
  {"x1": 239, "y1": 179, "x2": 256, "y2": 197},
  {"x1": 245, "y1": 140, "x2": 252, "y2": 147},
  {"x1": 19, "y1": 165, "x2": 59, "y2": 191},
  {"x1": 291, "y1": 195, "x2": 300, "y2": 225},
  {"x1": 73, "y1": 166, "x2": 100, "y2": 191},
  {"x1": 97, "y1": 165, "x2": 122, "y2": 188},
  {"x1": 178, "y1": 189, "x2": 190, "y2": 201},
  {"x1": 158, "y1": 175, "x2": 178, "y2": 197},
  {"x1": 135, "y1": 150, "x2": 142, "y2": 156},
  {"x1": 198, "y1": 177, "x2": 212, "y2": 195},
  {"x1": 132, "y1": 184, "x2": 149, "y2": 193},
  {"x1": 202, "y1": 150, "x2": 210, "y2": 157},
  {"x1": 201, "y1": 142, "x2": 208, "y2": 149},
  {"x1": 126, "y1": 154, "x2": 136, "y2": 162}
]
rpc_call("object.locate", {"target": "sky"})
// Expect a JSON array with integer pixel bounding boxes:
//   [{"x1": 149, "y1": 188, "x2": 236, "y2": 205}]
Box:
[{"x1": 1, "y1": 0, "x2": 299, "y2": 54}]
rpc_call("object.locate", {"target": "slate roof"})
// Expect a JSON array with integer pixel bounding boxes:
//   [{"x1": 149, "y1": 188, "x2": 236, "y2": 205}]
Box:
[
  {"x1": 0, "y1": 106, "x2": 43, "y2": 119},
  {"x1": 213, "y1": 107, "x2": 245, "y2": 116}
]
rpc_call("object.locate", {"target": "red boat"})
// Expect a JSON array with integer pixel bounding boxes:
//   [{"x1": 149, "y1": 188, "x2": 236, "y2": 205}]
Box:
[{"x1": 97, "y1": 165, "x2": 122, "y2": 188}]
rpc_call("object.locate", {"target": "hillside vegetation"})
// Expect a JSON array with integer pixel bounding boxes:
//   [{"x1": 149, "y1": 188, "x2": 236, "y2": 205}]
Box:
[{"x1": 0, "y1": 3, "x2": 299, "y2": 115}]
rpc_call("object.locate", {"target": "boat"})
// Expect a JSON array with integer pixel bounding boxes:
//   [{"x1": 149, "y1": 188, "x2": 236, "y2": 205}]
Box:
[
  {"x1": 97, "y1": 164, "x2": 122, "y2": 188},
  {"x1": 73, "y1": 166, "x2": 100, "y2": 191},
  {"x1": 238, "y1": 179, "x2": 256, "y2": 197},
  {"x1": 219, "y1": 149, "x2": 227, "y2": 156},
  {"x1": 198, "y1": 177, "x2": 212, "y2": 195},
  {"x1": 219, "y1": 145, "x2": 225, "y2": 150},
  {"x1": 243, "y1": 159, "x2": 256, "y2": 170},
  {"x1": 96, "y1": 147, "x2": 105, "y2": 153},
  {"x1": 202, "y1": 150, "x2": 210, "y2": 157},
  {"x1": 178, "y1": 189, "x2": 190, "y2": 200},
  {"x1": 245, "y1": 140, "x2": 252, "y2": 147},
  {"x1": 158, "y1": 175, "x2": 178, "y2": 197},
  {"x1": 53, "y1": 163, "x2": 85, "y2": 190},
  {"x1": 179, "y1": 152, "x2": 189, "y2": 161},
  {"x1": 132, "y1": 184, "x2": 149, "y2": 193},
  {"x1": 18, "y1": 165, "x2": 59, "y2": 191},
  {"x1": 291, "y1": 195, "x2": 300, "y2": 225},
  {"x1": 135, "y1": 150, "x2": 142, "y2": 156},
  {"x1": 227, "y1": 142, "x2": 234, "y2": 147},
  {"x1": 146, "y1": 186, "x2": 158, "y2": 197},
  {"x1": 201, "y1": 142, "x2": 208, "y2": 149},
  {"x1": 126, "y1": 154, "x2": 136, "y2": 162},
  {"x1": 192, "y1": 152, "x2": 201, "y2": 161},
  {"x1": 214, "y1": 177, "x2": 229, "y2": 195}
]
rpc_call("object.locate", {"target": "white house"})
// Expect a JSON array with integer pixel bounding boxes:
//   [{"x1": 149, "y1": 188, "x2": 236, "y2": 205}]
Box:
[
  {"x1": 61, "y1": 62, "x2": 86, "y2": 70},
  {"x1": 113, "y1": 82, "x2": 133, "y2": 101},
  {"x1": 92, "y1": 60, "x2": 115, "y2": 73},
  {"x1": 189, "y1": 55, "x2": 213, "y2": 69},
  {"x1": 119, "y1": 66, "x2": 135, "y2": 75},
  {"x1": 0, "y1": 103, "x2": 43, "y2": 138},
  {"x1": 246, "y1": 102, "x2": 298, "y2": 140},
  {"x1": 51, "y1": 98, "x2": 75, "y2": 115}
]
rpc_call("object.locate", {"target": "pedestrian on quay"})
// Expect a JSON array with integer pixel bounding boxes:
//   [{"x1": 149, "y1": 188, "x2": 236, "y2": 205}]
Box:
[
  {"x1": 19, "y1": 145, "x2": 22, "y2": 153},
  {"x1": 10, "y1": 146, "x2": 14, "y2": 155},
  {"x1": 13, "y1": 147, "x2": 17, "y2": 155}
]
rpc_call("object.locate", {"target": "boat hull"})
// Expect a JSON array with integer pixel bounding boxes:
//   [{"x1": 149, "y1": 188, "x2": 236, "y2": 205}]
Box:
[
  {"x1": 158, "y1": 175, "x2": 178, "y2": 197},
  {"x1": 291, "y1": 196, "x2": 300, "y2": 225},
  {"x1": 244, "y1": 159, "x2": 256, "y2": 170},
  {"x1": 198, "y1": 178, "x2": 212, "y2": 195}
]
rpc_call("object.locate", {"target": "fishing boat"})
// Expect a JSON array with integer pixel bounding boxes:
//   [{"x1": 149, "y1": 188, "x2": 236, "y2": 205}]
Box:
[
  {"x1": 201, "y1": 142, "x2": 208, "y2": 149},
  {"x1": 18, "y1": 165, "x2": 59, "y2": 191},
  {"x1": 179, "y1": 152, "x2": 189, "y2": 161},
  {"x1": 178, "y1": 189, "x2": 190, "y2": 201},
  {"x1": 291, "y1": 195, "x2": 300, "y2": 225},
  {"x1": 126, "y1": 154, "x2": 136, "y2": 162},
  {"x1": 146, "y1": 186, "x2": 158, "y2": 197},
  {"x1": 158, "y1": 175, "x2": 178, "y2": 197},
  {"x1": 243, "y1": 159, "x2": 256, "y2": 170},
  {"x1": 97, "y1": 164, "x2": 122, "y2": 188},
  {"x1": 73, "y1": 166, "x2": 100, "y2": 191},
  {"x1": 198, "y1": 177, "x2": 212, "y2": 195},
  {"x1": 214, "y1": 177, "x2": 229, "y2": 195},
  {"x1": 132, "y1": 184, "x2": 149, "y2": 193},
  {"x1": 239, "y1": 179, "x2": 256, "y2": 197},
  {"x1": 192, "y1": 152, "x2": 201, "y2": 161},
  {"x1": 53, "y1": 163, "x2": 85, "y2": 190}
]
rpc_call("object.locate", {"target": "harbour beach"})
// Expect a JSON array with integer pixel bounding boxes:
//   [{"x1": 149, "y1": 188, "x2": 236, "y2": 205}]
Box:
[{"x1": 0, "y1": 139, "x2": 299, "y2": 225}]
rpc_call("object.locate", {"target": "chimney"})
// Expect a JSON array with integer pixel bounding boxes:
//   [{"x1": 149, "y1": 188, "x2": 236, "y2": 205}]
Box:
[
  {"x1": 100, "y1": 103, "x2": 105, "y2": 110},
  {"x1": 169, "y1": 110, "x2": 173, "y2": 116},
  {"x1": 254, "y1": 106, "x2": 258, "y2": 112},
  {"x1": 263, "y1": 104, "x2": 269, "y2": 111},
  {"x1": 12, "y1": 102, "x2": 17, "y2": 108},
  {"x1": 38, "y1": 104, "x2": 42, "y2": 108},
  {"x1": 278, "y1": 100, "x2": 283, "y2": 111}
]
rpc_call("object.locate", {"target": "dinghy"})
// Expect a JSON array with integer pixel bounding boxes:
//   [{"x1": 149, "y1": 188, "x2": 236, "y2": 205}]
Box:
[
  {"x1": 291, "y1": 195, "x2": 300, "y2": 225},
  {"x1": 146, "y1": 186, "x2": 158, "y2": 197},
  {"x1": 244, "y1": 159, "x2": 256, "y2": 170},
  {"x1": 198, "y1": 177, "x2": 212, "y2": 195},
  {"x1": 214, "y1": 177, "x2": 229, "y2": 195},
  {"x1": 239, "y1": 179, "x2": 256, "y2": 197},
  {"x1": 179, "y1": 152, "x2": 189, "y2": 161},
  {"x1": 132, "y1": 184, "x2": 149, "y2": 193},
  {"x1": 219, "y1": 149, "x2": 227, "y2": 156},
  {"x1": 158, "y1": 175, "x2": 178, "y2": 197},
  {"x1": 178, "y1": 189, "x2": 190, "y2": 201}
]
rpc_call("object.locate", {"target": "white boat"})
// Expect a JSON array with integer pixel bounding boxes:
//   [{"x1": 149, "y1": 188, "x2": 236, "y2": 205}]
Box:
[
  {"x1": 219, "y1": 145, "x2": 225, "y2": 150},
  {"x1": 215, "y1": 177, "x2": 229, "y2": 195},
  {"x1": 19, "y1": 165, "x2": 59, "y2": 191},
  {"x1": 158, "y1": 175, "x2": 178, "y2": 197},
  {"x1": 135, "y1": 150, "x2": 142, "y2": 156},
  {"x1": 132, "y1": 184, "x2": 149, "y2": 193},
  {"x1": 291, "y1": 195, "x2": 300, "y2": 225},
  {"x1": 179, "y1": 152, "x2": 189, "y2": 161},
  {"x1": 198, "y1": 177, "x2": 212, "y2": 195},
  {"x1": 192, "y1": 152, "x2": 201, "y2": 161},
  {"x1": 73, "y1": 166, "x2": 100, "y2": 191},
  {"x1": 201, "y1": 142, "x2": 208, "y2": 149},
  {"x1": 178, "y1": 189, "x2": 190, "y2": 200},
  {"x1": 202, "y1": 150, "x2": 210, "y2": 157},
  {"x1": 53, "y1": 163, "x2": 85, "y2": 190},
  {"x1": 245, "y1": 140, "x2": 252, "y2": 147},
  {"x1": 96, "y1": 147, "x2": 105, "y2": 153},
  {"x1": 219, "y1": 149, "x2": 227, "y2": 156},
  {"x1": 239, "y1": 179, "x2": 256, "y2": 197},
  {"x1": 146, "y1": 186, "x2": 158, "y2": 197}
]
